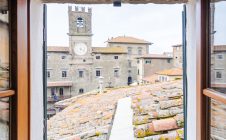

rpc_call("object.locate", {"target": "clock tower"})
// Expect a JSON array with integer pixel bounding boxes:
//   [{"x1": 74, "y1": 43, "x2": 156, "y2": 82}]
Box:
[{"x1": 68, "y1": 6, "x2": 92, "y2": 58}]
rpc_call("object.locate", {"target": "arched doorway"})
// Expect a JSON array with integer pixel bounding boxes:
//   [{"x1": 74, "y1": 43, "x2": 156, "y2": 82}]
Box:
[{"x1": 128, "y1": 76, "x2": 132, "y2": 85}]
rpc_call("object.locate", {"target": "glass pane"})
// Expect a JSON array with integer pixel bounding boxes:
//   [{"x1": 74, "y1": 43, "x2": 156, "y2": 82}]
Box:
[
  {"x1": 0, "y1": 97, "x2": 9, "y2": 140},
  {"x1": 0, "y1": 3, "x2": 9, "y2": 91},
  {"x1": 210, "y1": 0, "x2": 226, "y2": 93},
  {"x1": 210, "y1": 99, "x2": 226, "y2": 140}
]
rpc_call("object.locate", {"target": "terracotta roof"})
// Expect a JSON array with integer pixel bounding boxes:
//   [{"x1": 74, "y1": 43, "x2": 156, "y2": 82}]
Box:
[
  {"x1": 213, "y1": 45, "x2": 226, "y2": 52},
  {"x1": 92, "y1": 46, "x2": 127, "y2": 54},
  {"x1": 156, "y1": 68, "x2": 183, "y2": 76},
  {"x1": 47, "y1": 81, "x2": 73, "y2": 87},
  {"x1": 143, "y1": 74, "x2": 158, "y2": 83},
  {"x1": 107, "y1": 36, "x2": 152, "y2": 44},
  {"x1": 47, "y1": 46, "x2": 69, "y2": 52},
  {"x1": 47, "y1": 80, "x2": 184, "y2": 140},
  {"x1": 136, "y1": 54, "x2": 173, "y2": 59}
]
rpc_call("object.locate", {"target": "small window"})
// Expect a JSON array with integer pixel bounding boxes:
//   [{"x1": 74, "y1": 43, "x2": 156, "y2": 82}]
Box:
[
  {"x1": 62, "y1": 71, "x2": 67, "y2": 78},
  {"x1": 137, "y1": 60, "x2": 140, "y2": 64},
  {"x1": 216, "y1": 54, "x2": 224, "y2": 60},
  {"x1": 167, "y1": 59, "x2": 171, "y2": 63},
  {"x1": 51, "y1": 88, "x2": 55, "y2": 96},
  {"x1": 79, "y1": 70, "x2": 84, "y2": 78},
  {"x1": 59, "y1": 88, "x2": 64, "y2": 96},
  {"x1": 83, "y1": 59, "x2": 86, "y2": 62},
  {"x1": 138, "y1": 48, "x2": 142, "y2": 55},
  {"x1": 61, "y1": 55, "x2": 66, "y2": 59},
  {"x1": 128, "y1": 70, "x2": 131, "y2": 73},
  {"x1": 77, "y1": 17, "x2": 84, "y2": 27},
  {"x1": 128, "y1": 47, "x2": 132, "y2": 55},
  {"x1": 138, "y1": 69, "x2": 140, "y2": 75},
  {"x1": 79, "y1": 88, "x2": 84, "y2": 94},
  {"x1": 114, "y1": 56, "x2": 119, "y2": 59},
  {"x1": 47, "y1": 71, "x2": 50, "y2": 78},
  {"x1": 128, "y1": 61, "x2": 132, "y2": 67},
  {"x1": 145, "y1": 60, "x2": 151, "y2": 64},
  {"x1": 96, "y1": 70, "x2": 101, "y2": 77},
  {"x1": 114, "y1": 69, "x2": 119, "y2": 77},
  {"x1": 216, "y1": 71, "x2": 222, "y2": 79},
  {"x1": 96, "y1": 56, "x2": 100, "y2": 59}
]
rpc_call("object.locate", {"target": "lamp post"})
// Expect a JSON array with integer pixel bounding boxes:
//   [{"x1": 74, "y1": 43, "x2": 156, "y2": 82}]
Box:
[{"x1": 99, "y1": 76, "x2": 104, "y2": 94}]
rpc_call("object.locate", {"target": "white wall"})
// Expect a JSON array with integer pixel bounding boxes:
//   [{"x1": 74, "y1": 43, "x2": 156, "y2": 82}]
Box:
[
  {"x1": 30, "y1": 0, "x2": 44, "y2": 139},
  {"x1": 186, "y1": 0, "x2": 197, "y2": 139}
]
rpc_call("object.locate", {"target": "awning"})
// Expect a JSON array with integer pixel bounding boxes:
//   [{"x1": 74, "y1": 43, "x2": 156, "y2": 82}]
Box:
[{"x1": 47, "y1": 81, "x2": 73, "y2": 87}]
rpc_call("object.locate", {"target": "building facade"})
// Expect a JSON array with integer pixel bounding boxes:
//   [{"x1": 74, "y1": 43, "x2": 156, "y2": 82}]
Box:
[
  {"x1": 211, "y1": 45, "x2": 226, "y2": 88},
  {"x1": 46, "y1": 6, "x2": 152, "y2": 116}
]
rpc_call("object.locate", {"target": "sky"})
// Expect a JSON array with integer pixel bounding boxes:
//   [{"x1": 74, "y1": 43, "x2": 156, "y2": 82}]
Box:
[
  {"x1": 47, "y1": 3, "x2": 183, "y2": 54},
  {"x1": 214, "y1": 2, "x2": 226, "y2": 45}
]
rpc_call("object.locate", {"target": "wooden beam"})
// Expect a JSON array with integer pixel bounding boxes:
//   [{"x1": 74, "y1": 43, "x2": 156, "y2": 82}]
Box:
[{"x1": 0, "y1": 90, "x2": 15, "y2": 97}]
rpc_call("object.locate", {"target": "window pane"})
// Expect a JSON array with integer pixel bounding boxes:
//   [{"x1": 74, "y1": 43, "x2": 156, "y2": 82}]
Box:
[
  {"x1": 210, "y1": 99, "x2": 226, "y2": 139},
  {"x1": 210, "y1": 0, "x2": 226, "y2": 93},
  {"x1": 0, "y1": 8, "x2": 9, "y2": 91},
  {"x1": 0, "y1": 97, "x2": 9, "y2": 140}
]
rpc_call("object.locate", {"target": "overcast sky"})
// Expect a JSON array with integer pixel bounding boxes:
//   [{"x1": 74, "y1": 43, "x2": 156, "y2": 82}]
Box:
[{"x1": 47, "y1": 4, "x2": 183, "y2": 54}]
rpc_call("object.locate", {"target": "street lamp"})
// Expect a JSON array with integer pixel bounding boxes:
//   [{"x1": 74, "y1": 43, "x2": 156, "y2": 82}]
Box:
[{"x1": 99, "y1": 76, "x2": 104, "y2": 94}]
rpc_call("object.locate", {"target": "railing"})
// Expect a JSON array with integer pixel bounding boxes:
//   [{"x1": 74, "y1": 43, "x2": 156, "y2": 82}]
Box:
[{"x1": 47, "y1": 95, "x2": 72, "y2": 102}]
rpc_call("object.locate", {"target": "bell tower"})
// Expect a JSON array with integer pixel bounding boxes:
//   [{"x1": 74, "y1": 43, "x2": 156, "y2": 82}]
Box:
[{"x1": 68, "y1": 6, "x2": 92, "y2": 57}]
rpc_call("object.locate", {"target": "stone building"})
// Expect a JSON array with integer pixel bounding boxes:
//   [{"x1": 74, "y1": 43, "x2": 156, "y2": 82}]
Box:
[
  {"x1": 172, "y1": 44, "x2": 183, "y2": 68},
  {"x1": 46, "y1": 6, "x2": 152, "y2": 117},
  {"x1": 136, "y1": 45, "x2": 183, "y2": 84},
  {"x1": 136, "y1": 54, "x2": 174, "y2": 83},
  {"x1": 211, "y1": 45, "x2": 226, "y2": 89}
]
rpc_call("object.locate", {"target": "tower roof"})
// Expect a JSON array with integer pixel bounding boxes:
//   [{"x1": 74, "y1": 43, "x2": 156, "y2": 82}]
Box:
[
  {"x1": 92, "y1": 46, "x2": 127, "y2": 54},
  {"x1": 107, "y1": 36, "x2": 152, "y2": 45}
]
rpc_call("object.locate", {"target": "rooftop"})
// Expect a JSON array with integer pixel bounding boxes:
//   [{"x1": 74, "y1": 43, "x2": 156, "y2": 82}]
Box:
[
  {"x1": 156, "y1": 68, "x2": 183, "y2": 76},
  {"x1": 213, "y1": 45, "x2": 226, "y2": 52},
  {"x1": 107, "y1": 36, "x2": 152, "y2": 45},
  {"x1": 136, "y1": 54, "x2": 173, "y2": 59},
  {"x1": 47, "y1": 80, "x2": 183, "y2": 140},
  {"x1": 92, "y1": 46, "x2": 127, "y2": 54}
]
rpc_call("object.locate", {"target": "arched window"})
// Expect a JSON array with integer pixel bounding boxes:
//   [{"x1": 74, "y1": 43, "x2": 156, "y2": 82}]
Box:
[
  {"x1": 79, "y1": 88, "x2": 84, "y2": 94},
  {"x1": 76, "y1": 17, "x2": 84, "y2": 27}
]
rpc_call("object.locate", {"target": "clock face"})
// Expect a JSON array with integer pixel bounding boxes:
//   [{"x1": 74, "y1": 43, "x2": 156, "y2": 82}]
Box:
[{"x1": 73, "y1": 43, "x2": 88, "y2": 56}]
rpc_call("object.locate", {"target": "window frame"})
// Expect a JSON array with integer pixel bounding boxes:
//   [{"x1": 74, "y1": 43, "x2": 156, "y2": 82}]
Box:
[
  {"x1": 215, "y1": 54, "x2": 224, "y2": 60},
  {"x1": 0, "y1": 0, "x2": 31, "y2": 139},
  {"x1": 62, "y1": 70, "x2": 67, "y2": 78},
  {"x1": 114, "y1": 56, "x2": 119, "y2": 59},
  {"x1": 198, "y1": 0, "x2": 226, "y2": 139},
  {"x1": 96, "y1": 55, "x2": 100, "y2": 59},
  {"x1": 78, "y1": 70, "x2": 84, "y2": 78},
  {"x1": 96, "y1": 69, "x2": 101, "y2": 77}
]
